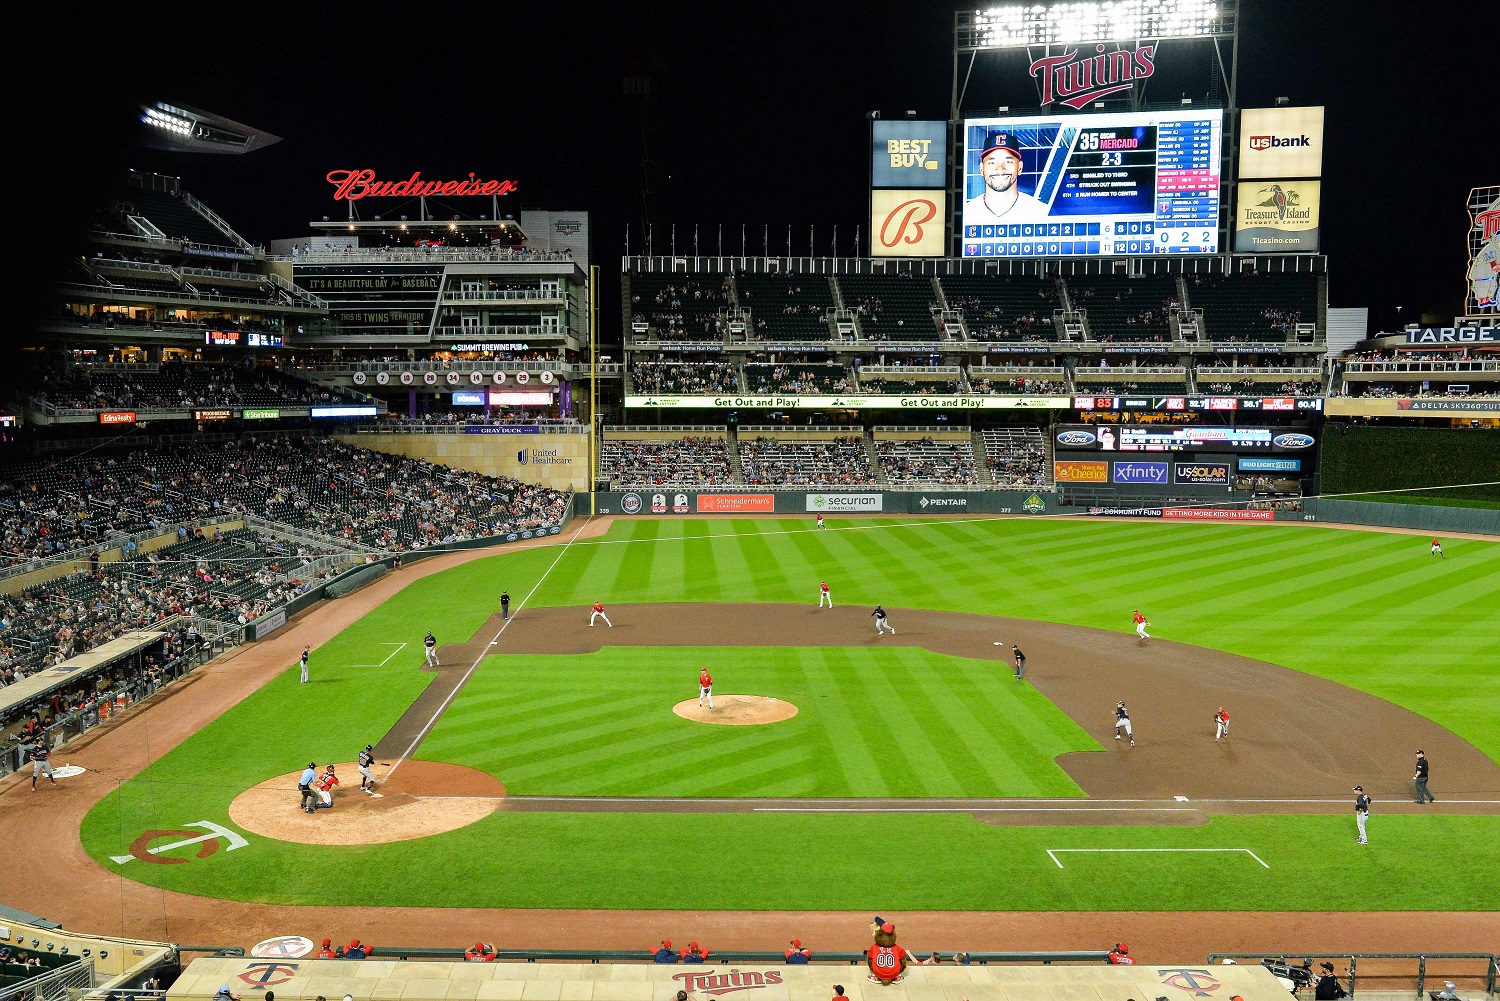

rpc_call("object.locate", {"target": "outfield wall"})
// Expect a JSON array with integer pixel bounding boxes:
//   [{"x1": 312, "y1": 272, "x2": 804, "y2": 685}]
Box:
[
  {"x1": 593, "y1": 489, "x2": 1057, "y2": 516},
  {"x1": 1320, "y1": 425, "x2": 1500, "y2": 503},
  {"x1": 338, "y1": 430, "x2": 589, "y2": 491}
]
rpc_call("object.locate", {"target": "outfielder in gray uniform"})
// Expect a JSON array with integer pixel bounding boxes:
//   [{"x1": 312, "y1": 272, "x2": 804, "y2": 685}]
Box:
[
  {"x1": 1353, "y1": 785, "x2": 1370, "y2": 844},
  {"x1": 28, "y1": 741, "x2": 56, "y2": 790}
]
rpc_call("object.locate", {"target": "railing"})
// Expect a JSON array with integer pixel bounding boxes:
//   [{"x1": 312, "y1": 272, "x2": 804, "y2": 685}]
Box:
[
  {"x1": 353, "y1": 948, "x2": 1109, "y2": 965},
  {"x1": 0, "y1": 515, "x2": 242, "y2": 583},
  {"x1": 273, "y1": 248, "x2": 577, "y2": 264},
  {"x1": 181, "y1": 191, "x2": 258, "y2": 253},
  {"x1": 4, "y1": 957, "x2": 94, "y2": 1001},
  {"x1": 1345, "y1": 360, "x2": 1500, "y2": 374},
  {"x1": 859, "y1": 365, "x2": 963, "y2": 375},
  {"x1": 1206, "y1": 953, "x2": 1498, "y2": 998},
  {"x1": 604, "y1": 425, "x2": 722, "y2": 434},
  {"x1": 92, "y1": 258, "x2": 178, "y2": 277},
  {"x1": 358, "y1": 420, "x2": 587, "y2": 434},
  {"x1": 441, "y1": 289, "x2": 566, "y2": 302},
  {"x1": 1197, "y1": 366, "x2": 1323, "y2": 375}
]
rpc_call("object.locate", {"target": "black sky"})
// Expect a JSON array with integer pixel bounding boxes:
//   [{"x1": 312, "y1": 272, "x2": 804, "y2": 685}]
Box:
[{"x1": 23, "y1": 1, "x2": 1492, "y2": 342}]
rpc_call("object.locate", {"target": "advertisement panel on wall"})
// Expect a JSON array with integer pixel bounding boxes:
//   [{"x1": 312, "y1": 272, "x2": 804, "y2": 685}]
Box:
[
  {"x1": 1112, "y1": 461, "x2": 1169, "y2": 484},
  {"x1": 697, "y1": 494, "x2": 775, "y2": 513},
  {"x1": 1466, "y1": 185, "x2": 1499, "y2": 313},
  {"x1": 627, "y1": 394, "x2": 1070, "y2": 410},
  {"x1": 1238, "y1": 107, "x2": 1325, "y2": 179},
  {"x1": 871, "y1": 190, "x2": 946, "y2": 257},
  {"x1": 1235, "y1": 179, "x2": 1320, "y2": 252},
  {"x1": 871, "y1": 121, "x2": 947, "y2": 188},
  {"x1": 1163, "y1": 508, "x2": 1274, "y2": 521},
  {"x1": 1054, "y1": 460, "x2": 1108, "y2": 482},
  {"x1": 1238, "y1": 457, "x2": 1302, "y2": 472},
  {"x1": 1173, "y1": 462, "x2": 1230, "y2": 485},
  {"x1": 961, "y1": 109, "x2": 1222, "y2": 258},
  {"x1": 805, "y1": 494, "x2": 884, "y2": 513}
]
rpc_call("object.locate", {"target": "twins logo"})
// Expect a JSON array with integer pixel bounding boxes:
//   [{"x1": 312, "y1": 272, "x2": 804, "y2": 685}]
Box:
[
  {"x1": 673, "y1": 970, "x2": 784, "y2": 996},
  {"x1": 236, "y1": 962, "x2": 299, "y2": 989},
  {"x1": 110, "y1": 821, "x2": 249, "y2": 865},
  {"x1": 879, "y1": 198, "x2": 938, "y2": 249},
  {"x1": 1158, "y1": 968, "x2": 1223, "y2": 997}
]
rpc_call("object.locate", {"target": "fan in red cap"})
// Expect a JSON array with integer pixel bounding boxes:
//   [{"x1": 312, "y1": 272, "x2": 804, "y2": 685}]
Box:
[
  {"x1": 1107, "y1": 943, "x2": 1135, "y2": 965},
  {"x1": 786, "y1": 938, "x2": 812, "y2": 964},
  {"x1": 464, "y1": 941, "x2": 497, "y2": 962},
  {"x1": 649, "y1": 940, "x2": 677, "y2": 964},
  {"x1": 680, "y1": 941, "x2": 710, "y2": 964}
]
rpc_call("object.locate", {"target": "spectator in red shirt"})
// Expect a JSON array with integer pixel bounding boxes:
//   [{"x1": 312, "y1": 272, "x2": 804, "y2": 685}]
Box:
[
  {"x1": 680, "y1": 942, "x2": 709, "y2": 964},
  {"x1": 866, "y1": 921, "x2": 914, "y2": 985},
  {"x1": 1107, "y1": 943, "x2": 1134, "y2": 965},
  {"x1": 785, "y1": 939, "x2": 811, "y2": 964}
]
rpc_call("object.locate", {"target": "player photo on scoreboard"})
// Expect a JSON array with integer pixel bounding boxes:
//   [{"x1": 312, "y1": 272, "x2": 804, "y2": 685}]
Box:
[{"x1": 962, "y1": 109, "x2": 1222, "y2": 259}]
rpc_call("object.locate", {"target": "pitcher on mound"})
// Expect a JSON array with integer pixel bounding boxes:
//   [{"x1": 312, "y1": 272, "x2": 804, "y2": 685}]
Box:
[{"x1": 698, "y1": 669, "x2": 714, "y2": 710}]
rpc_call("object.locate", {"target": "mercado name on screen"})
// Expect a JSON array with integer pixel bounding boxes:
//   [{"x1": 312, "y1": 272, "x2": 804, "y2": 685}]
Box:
[{"x1": 625, "y1": 395, "x2": 1073, "y2": 410}]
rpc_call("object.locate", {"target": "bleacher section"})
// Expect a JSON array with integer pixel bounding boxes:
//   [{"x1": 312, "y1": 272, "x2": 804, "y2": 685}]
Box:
[
  {"x1": 860, "y1": 374, "x2": 963, "y2": 394},
  {"x1": 1065, "y1": 273, "x2": 1179, "y2": 341},
  {"x1": 1185, "y1": 272, "x2": 1319, "y2": 341},
  {"x1": 837, "y1": 273, "x2": 941, "y2": 340},
  {"x1": 627, "y1": 274, "x2": 733, "y2": 340},
  {"x1": 736, "y1": 273, "x2": 835, "y2": 341},
  {"x1": 630, "y1": 361, "x2": 739, "y2": 394},
  {"x1": 32, "y1": 362, "x2": 342, "y2": 410},
  {"x1": 980, "y1": 428, "x2": 1050, "y2": 488},
  {"x1": 599, "y1": 434, "x2": 732, "y2": 486},
  {"x1": 739, "y1": 434, "x2": 874, "y2": 486},
  {"x1": 876, "y1": 437, "x2": 978, "y2": 486},
  {"x1": 937, "y1": 275, "x2": 1061, "y2": 341},
  {"x1": 745, "y1": 363, "x2": 851, "y2": 393},
  {"x1": 119, "y1": 184, "x2": 234, "y2": 247}
]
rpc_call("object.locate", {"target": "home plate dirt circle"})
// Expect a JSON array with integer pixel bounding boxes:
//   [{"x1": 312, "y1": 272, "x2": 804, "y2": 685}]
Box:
[
  {"x1": 673, "y1": 694, "x2": 799, "y2": 725},
  {"x1": 228, "y1": 760, "x2": 505, "y2": 846}
]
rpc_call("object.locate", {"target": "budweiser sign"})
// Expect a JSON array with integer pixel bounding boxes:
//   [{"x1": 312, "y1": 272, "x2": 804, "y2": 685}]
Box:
[
  {"x1": 673, "y1": 970, "x2": 784, "y2": 996},
  {"x1": 1030, "y1": 43, "x2": 1156, "y2": 110},
  {"x1": 325, "y1": 169, "x2": 518, "y2": 201}
]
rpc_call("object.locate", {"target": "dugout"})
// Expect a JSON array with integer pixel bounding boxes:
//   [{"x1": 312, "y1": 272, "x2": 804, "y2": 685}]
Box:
[{"x1": 169, "y1": 957, "x2": 1291, "y2": 1001}]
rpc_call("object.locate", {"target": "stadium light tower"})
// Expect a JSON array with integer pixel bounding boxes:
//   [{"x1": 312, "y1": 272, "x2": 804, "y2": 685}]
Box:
[{"x1": 951, "y1": 0, "x2": 1240, "y2": 117}]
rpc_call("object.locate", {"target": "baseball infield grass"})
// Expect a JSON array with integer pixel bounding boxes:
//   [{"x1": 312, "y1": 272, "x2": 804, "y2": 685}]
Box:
[{"x1": 80, "y1": 517, "x2": 1500, "y2": 910}]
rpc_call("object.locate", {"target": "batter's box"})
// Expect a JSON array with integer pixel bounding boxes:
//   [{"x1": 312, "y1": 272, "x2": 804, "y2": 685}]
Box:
[{"x1": 1046, "y1": 847, "x2": 1269, "y2": 869}]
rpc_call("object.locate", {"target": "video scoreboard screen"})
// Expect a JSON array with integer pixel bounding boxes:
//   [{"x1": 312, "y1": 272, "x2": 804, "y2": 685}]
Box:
[
  {"x1": 1055, "y1": 425, "x2": 1317, "y2": 452},
  {"x1": 962, "y1": 109, "x2": 1222, "y2": 257}
]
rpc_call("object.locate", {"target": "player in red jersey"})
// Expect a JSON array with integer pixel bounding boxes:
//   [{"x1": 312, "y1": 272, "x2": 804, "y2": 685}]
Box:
[
  {"x1": 698, "y1": 669, "x2": 714, "y2": 710},
  {"x1": 1430, "y1": 538, "x2": 1444, "y2": 558},
  {"x1": 1132, "y1": 609, "x2": 1150, "y2": 640},
  {"x1": 589, "y1": 601, "x2": 613, "y2": 628},
  {"x1": 819, "y1": 580, "x2": 832, "y2": 608},
  {"x1": 1214, "y1": 706, "x2": 1230, "y2": 741}
]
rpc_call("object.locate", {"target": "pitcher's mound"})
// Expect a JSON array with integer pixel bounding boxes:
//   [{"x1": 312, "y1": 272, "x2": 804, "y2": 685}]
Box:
[
  {"x1": 229, "y1": 760, "x2": 505, "y2": 846},
  {"x1": 673, "y1": 694, "x2": 799, "y2": 725}
]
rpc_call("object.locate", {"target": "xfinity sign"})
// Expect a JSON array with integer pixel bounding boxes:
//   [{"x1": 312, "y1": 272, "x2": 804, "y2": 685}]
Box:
[{"x1": 1112, "y1": 461, "x2": 1169, "y2": 484}]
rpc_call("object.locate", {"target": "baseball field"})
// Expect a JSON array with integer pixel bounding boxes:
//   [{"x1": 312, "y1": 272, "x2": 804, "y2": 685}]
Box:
[{"x1": 70, "y1": 516, "x2": 1500, "y2": 916}]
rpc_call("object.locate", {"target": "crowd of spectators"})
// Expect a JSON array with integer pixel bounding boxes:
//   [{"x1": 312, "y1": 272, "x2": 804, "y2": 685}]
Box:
[
  {"x1": 969, "y1": 377, "x2": 1064, "y2": 394},
  {"x1": 745, "y1": 364, "x2": 851, "y2": 394},
  {"x1": 877, "y1": 439, "x2": 978, "y2": 485},
  {"x1": 631, "y1": 361, "x2": 739, "y2": 394},
  {"x1": 631, "y1": 279, "x2": 732, "y2": 339},
  {"x1": 858, "y1": 377, "x2": 958, "y2": 395},
  {"x1": 29, "y1": 361, "x2": 349, "y2": 411},
  {"x1": 600, "y1": 436, "x2": 732, "y2": 486},
  {"x1": 981, "y1": 429, "x2": 1049, "y2": 488},
  {"x1": 740, "y1": 436, "x2": 874, "y2": 487}
]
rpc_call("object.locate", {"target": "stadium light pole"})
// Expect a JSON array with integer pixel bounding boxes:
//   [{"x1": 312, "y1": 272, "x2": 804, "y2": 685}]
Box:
[{"x1": 590, "y1": 263, "x2": 598, "y2": 516}]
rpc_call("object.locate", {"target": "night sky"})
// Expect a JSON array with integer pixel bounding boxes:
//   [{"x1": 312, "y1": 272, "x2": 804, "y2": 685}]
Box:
[{"x1": 21, "y1": 2, "x2": 1489, "y2": 344}]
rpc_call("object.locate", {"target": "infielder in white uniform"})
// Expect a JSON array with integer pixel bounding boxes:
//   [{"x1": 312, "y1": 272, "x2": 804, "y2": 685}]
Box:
[
  {"x1": 1133, "y1": 609, "x2": 1150, "y2": 640},
  {"x1": 424, "y1": 630, "x2": 439, "y2": 666},
  {"x1": 590, "y1": 601, "x2": 613, "y2": 627},
  {"x1": 819, "y1": 580, "x2": 832, "y2": 608},
  {"x1": 872, "y1": 604, "x2": 895, "y2": 635}
]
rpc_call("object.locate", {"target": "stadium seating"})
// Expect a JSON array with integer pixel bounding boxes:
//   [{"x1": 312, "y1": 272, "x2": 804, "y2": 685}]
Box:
[
  {"x1": 745, "y1": 363, "x2": 851, "y2": 394},
  {"x1": 628, "y1": 274, "x2": 734, "y2": 340},
  {"x1": 630, "y1": 361, "x2": 739, "y2": 395},
  {"x1": 30, "y1": 362, "x2": 343, "y2": 410},
  {"x1": 599, "y1": 435, "x2": 732, "y2": 486},
  {"x1": 938, "y1": 275, "x2": 1060, "y2": 341},
  {"x1": 1063, "y1": 273, "x2": 1179, "y2": 341},
  {"x1": 980, "y1": 428, "x2": 1050, "y2": 488},
  {"x1": 1184, "y1": 272, "x2": 1320, "y2": 341},
  {"x1": 836, "y1": 273, "x2": 942, "y2": 340},
  {"x1": 115, "y1": 184, "x2": 237, "y2": 248},
  {"x1": 739, "y1": 435, "x2": 874, "y2": 486},
  {"x1": 860, "y1": 375, "x2": 962, "y2": 394},
  {"x1": 876, "y1": 438, "x2": 978, "y2": 485},
  {"x1": 736, "y1": 273, "x2": 835, "y2": 341}
]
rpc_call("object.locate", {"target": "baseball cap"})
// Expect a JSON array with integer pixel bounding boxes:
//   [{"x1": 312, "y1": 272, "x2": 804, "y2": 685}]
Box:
[
  {"x1": 1416, "y1": 749, "x2": 1425, "y2": 754},
  {"x1": 661, "y1": 940, "x2": 672, "y2": 949},
  {"x1": 366, "y1": 744, "x2": 373, "y2": 751},
  {"x1": 1353, "y1": 785, "x2": 1363, "y2": 791},
  {"x1": 981, "y1": 131, "x2": 1022, "y2": 162},
  {"x1": 790, "y1": 939, "x2": 802, "y2": 948},
  {"x1": 880, "y1": 922, "x2": 894, "y2": 934}
]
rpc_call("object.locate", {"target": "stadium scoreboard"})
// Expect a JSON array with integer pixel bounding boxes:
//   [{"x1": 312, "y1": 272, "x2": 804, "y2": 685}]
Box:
[
  {"x1": 1056, "y1": 425, "x2": 1317, "y2": 452},
  {"x1": 962, "y1": 109, "x2": 1222, "y2": 258}
]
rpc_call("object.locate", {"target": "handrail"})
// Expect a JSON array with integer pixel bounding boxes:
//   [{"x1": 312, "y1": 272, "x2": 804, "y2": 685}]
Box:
[
  {"x1": 1205, "y1": 953, "x2": 1499, "y2": 999},
  {"x1": 275, "y1": 248, "x2": 577, "y2": 264},
  {"x1": 3, "y1": 955, "x2": 93, "y2": 1001},
  {"x1": 352, "y1": 947, "x2": 1110, "y2": 964}
]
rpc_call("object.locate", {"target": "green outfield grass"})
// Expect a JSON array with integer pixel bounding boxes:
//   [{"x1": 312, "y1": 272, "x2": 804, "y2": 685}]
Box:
[
  {"x1": 417, "y1": 647, "x2": 1095, "y2": 798},
  {"x1": 80, "y1": 517, "x2": 1500, "y2": 911}
]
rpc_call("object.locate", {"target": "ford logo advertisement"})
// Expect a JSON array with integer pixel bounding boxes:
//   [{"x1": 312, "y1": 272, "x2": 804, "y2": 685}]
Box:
[
  {"x1": 1273, "y1": 433, "x2": 1315, "y2": 449},
  {"x1": 1056, "y1": 430, "x2": 1096, "y2": 446}
]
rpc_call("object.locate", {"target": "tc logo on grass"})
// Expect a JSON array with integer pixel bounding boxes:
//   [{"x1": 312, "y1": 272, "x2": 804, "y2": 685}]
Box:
[{"x1": 109, "y1": 821, "x2": 249, "y2": 865}]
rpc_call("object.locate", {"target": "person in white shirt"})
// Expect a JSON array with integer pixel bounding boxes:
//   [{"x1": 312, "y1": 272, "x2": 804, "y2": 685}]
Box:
[{"x1": 965, "y1": 130, "x2": 1049, "y2": 224}]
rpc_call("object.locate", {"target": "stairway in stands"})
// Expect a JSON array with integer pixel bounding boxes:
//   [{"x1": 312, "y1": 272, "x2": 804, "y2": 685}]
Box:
[
  {"x1": 863, "y1": 428, "x2": 887, "y2": 485},
  {"x1": 726, "y1": 426, "x2": 746, "y2": 485},
  {"x1": 971, "y1": 427, "x2": 996, "y2": 486}
]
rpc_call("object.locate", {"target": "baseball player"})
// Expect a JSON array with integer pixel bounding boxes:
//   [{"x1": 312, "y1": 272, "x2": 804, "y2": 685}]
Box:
[
  {"x1": 816, "y1": 512, "x2": 826, "y2": 530},
  {"x1": 1430, "y1": 538, "x2": 1444, "y2": 558},
  {"x1": 698, "y1": 668, "x2": 714, "y2": 709},
  {"x1": 1132, "y1": 609, "x2": 1151, "y2": 640},
  {"x1": 298, "y1": 761, "x2": 318, "y2": 813},
  {"x1": 315, "y1": 764, "x2": 339, "y2": 809},
  {"x1": 358, "y1": 744, "x2": 377, "y2": 794},
  {"x1": 27, "y1": 740, "x2": 56, "y2": 790},
  {"x1": 424, "y1": 630, "x2": 439, "y2": 666},
  {"x1": 1214, "y1": 706, "x2": 1230, "y2": 741},
  {"x1": 1353, "y1": 785, "x2": 1370, "y2": 844},
  {"x1": 1012, "y1": 644, "x2": 1026, "y2": 680},
  {"x1": 589, "y1": 601, "x2": 613, "y2": 627},
  {"x1": 1114, "y1": 701, "x2": 1135, "y2": 746},
  {"x1": 819, "y1": 580, "x2": 833, "y2": 608},
  {"x1": 872, "y1": 604, "x2": 895, "y2": 635},
  {"x1": 299, "y1": 645, "x2": 310, "y2": 684}
]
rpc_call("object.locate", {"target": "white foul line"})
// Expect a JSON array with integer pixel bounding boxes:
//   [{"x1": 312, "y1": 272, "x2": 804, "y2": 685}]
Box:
[
  {"x1": 753, "y1": 807, "x2": 1200, "y2": 814},
  {"x1": 353, "y1": 641, "x2": 407, "y2": 668},
  {"x1": 383, "y1": 516, "x2": 593, "y2": 784},
  {"x1": 1046, "y1": 847, "x2": 1270, "y2": 869}
]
